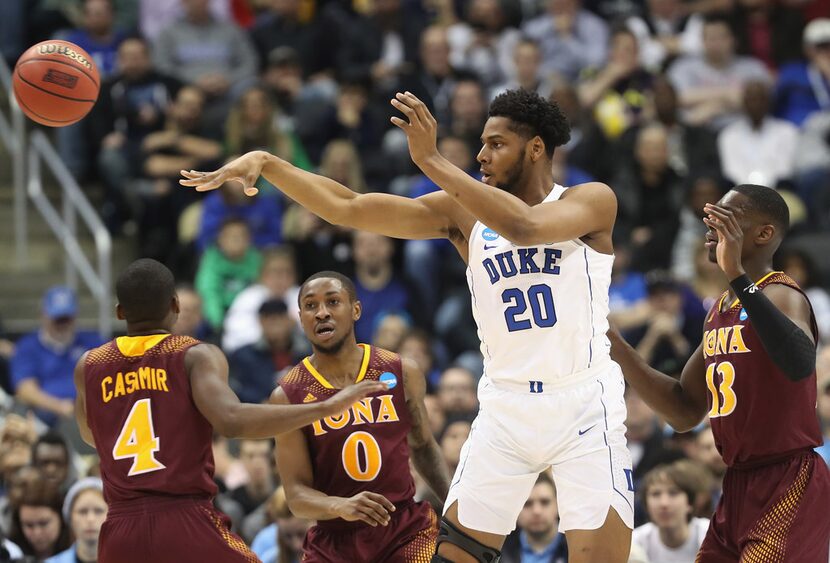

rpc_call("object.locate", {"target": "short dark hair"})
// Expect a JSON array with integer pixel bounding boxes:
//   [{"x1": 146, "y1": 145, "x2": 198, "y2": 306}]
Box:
[
  {"x1": 259, "y1": 298, "x2": 288, "y2": 316},
  {"x1": 488, "y1": 89, "x2": 571, "y2": 158},
  {"x1": 640, "y1": 463, "x2": 698, "y2": 520},
  {"x1": 116, "y1": 259, "x2": 176, "y2": 323},
  {"x1": 732, "y1": 184, "x2": 790, "y2": 233},
  {"x1": 298, "y1": 271, "x2": 357, "y2": 305},
  {"x1": 32, "y1": 431, "x2": 68, "y2": 461}
]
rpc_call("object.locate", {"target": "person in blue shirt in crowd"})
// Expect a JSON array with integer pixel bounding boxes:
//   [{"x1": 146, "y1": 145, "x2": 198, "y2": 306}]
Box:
[
  {"x1": 10, "y1": 287, "x2": 104, "y2": 426},
  {"x1": 774, "y1": 18, "x2": 830, "y2": 127},
  {"x1": 501, "y1": 471, "x2": 568, "y2": 563}
]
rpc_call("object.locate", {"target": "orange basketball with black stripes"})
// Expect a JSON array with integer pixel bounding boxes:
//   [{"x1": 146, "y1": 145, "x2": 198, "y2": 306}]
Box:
[{"x1": 12, "y1": 40, "x2": 100, "y2": 127}]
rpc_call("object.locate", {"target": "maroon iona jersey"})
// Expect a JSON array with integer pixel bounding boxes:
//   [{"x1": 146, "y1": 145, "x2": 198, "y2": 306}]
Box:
[
  {"x1": 703, "y1": 272, "x2": 822, "y2": 466},
  {"x1": 84, "y1": 334, "x2": 217, "y2": 504},
  {"x1": 280, "y1": 345, "x2": 415, "y2": 529}
]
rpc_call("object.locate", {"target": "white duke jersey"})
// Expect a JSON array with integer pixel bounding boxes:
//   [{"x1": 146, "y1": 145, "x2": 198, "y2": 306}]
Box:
[{"x1": 466, "y1": 185, "x2": 614, "y2": 390}]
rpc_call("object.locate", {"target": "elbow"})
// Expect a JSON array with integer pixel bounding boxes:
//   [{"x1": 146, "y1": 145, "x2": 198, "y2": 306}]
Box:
[
  {"x1": 216, "y1": 406, "x2": 243, "y2": 438},
  {"x1": 505, "y1": 218, "x2": 540, "y2": 246},
  {"x1": 669, "y1": 410, "x2": 705, "y2": 434}
]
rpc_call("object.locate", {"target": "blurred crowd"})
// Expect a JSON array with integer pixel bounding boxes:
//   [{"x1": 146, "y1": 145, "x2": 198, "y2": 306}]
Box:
[{"x1": 2, "y1": 0, "x2": 830, "y2": 561}]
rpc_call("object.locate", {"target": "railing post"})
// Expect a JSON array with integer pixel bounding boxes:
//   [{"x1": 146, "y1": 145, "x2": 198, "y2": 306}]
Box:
[
  {"x1": 11, "y1": 85, "x2": 27, "y2": 267},
  {"x1": 63, "y1": 186, "x2": 78, "y2": 290}
]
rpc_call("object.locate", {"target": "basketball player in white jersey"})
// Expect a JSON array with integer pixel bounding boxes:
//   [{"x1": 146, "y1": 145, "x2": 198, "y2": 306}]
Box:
[{"x1": 180, "y1": 89, "x2": 632, "y2": 563}]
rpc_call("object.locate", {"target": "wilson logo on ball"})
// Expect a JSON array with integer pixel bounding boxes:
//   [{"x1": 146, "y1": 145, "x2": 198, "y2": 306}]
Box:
[
  {"x1": 37, "y1": 43, "x2": 93, "y2": 70},
  {"x1": 42, "y1": 69, "x2": 78, "y2": 89}
]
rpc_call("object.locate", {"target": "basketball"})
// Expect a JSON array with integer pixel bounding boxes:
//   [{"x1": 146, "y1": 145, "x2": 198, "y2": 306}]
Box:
[{"x1": 12, "y1": 40, "x2": 100, "y2": 127}]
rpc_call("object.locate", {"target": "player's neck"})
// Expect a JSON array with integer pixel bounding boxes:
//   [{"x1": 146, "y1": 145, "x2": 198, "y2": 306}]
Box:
[
  {"x1": 724, "y1": 261, "x2": 773, "y2": 303},
  {"x1": 309, "y1": 343, "x2": 365, "y2": 387},
  {"x1": 514, "y1": 168, "x2": 554, "y2": 207},
  {"x1": 659, "y1": 521, "x2": 690, "y2": 549},
  {"x1": 126, "y1": 325, "x2": 171, "y2": 337}
]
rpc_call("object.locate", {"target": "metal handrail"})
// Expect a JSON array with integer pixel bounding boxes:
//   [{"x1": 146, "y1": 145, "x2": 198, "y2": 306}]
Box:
[
  {"x1": 27, "y1": 131, "x2": 112, "y2": 337},
  {"x1": 0, "y1": 55, "x2": 27, "y2": 267}
]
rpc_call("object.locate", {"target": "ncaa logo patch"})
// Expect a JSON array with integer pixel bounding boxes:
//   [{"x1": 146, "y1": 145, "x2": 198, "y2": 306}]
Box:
[
  {"x1": 379, "y1": 372, "x2": 397, "y2": 389},
  {"x1": 482, "y1": 228, "x2": 499, "y2": 241},
  {"x1": 739, "y1": 308, "x2": 748, "y2": 321}
]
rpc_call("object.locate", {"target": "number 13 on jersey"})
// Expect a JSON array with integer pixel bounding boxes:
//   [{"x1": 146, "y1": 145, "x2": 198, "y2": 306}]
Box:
[{"x1": 113, "y1": 398, "x2": 166, "y2": 476}]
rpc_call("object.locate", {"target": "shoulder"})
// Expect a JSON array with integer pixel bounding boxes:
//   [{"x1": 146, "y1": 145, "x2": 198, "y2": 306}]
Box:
[
  {"x1": 561, "y1": 182, "x2": 618, "y2": 211},
  {"x1": 14, "y1": 331, "x2": 41, "y2": 352}
]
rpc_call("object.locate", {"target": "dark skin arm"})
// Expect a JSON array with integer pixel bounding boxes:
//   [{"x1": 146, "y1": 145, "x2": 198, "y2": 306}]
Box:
[
  {"x1": 271, "y1": 388, "x2": 396, "y2": 526},
  {"x1": 72, "y1": 351, "x2": 95, "y2": 447},
  {"x1": 188, "y1": 344, "x2": 387, "y2": 439},
  {"x1": 402, "y1": 358, "x2": 450, "y2": 501},
  {"x1": 609, "y1": 333, "x2": 710, "y2": 432}
]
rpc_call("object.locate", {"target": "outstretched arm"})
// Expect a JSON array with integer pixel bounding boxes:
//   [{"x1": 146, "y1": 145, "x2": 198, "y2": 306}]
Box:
[
  {"x1": 609, "y1": 331, "x2": 709, "y2": 432},
  {"x1": 271, "y1": 388, "x2": 396, "y2": 526},
  {"x1": 188, "y1": 344, "x2": 387, "y2": 439},
  {"x1": 402, "y1": 359, "x2": 450, "y2": 501},
  {"x1": 180, "y1": 151, "x2": 457, "y2": 241},
  {"x1": 390, "y1": 92, "x2": 617, "y2": 246}
]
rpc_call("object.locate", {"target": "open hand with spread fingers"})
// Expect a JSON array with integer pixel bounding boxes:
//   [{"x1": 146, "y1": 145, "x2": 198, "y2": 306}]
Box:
[
  {"x1": 703, "y1": 203, "x2": 745, "y2": 280},
  {"x1": 179, "y1": 151, "x2": 269, "y2": 196},
  {"x1": 390, "y1": 91, "x2": 440, "y2": 167}
]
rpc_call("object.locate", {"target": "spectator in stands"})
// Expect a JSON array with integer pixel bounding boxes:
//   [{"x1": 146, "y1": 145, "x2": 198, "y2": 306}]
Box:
[
  {"x1": 490, "y1": 37, "x2": 556, "y2": 101},
  {"x1": 439, "y1": 416, "x2": 472, "y2": 475},
  {"x1": 225, "y1": 86, "x2": 311, "y2": 170},
  {"x1": 9, "y1": 484, "x2": 70, "y2": 561},
  {"x1": 632, "y1": 463, "x2": 710, "y2": 563},
  {"x1": 671, "y1": 176, "x2": 725, "y2": 282},
  {"x1": 625, "y1": 0, "x2": 704, "y2": 71},
  {"x1": 399, "y1": 329, "x2": 443, "y2": 392},
  {"x1": 45, "y1": 478, "x2": 106, "y2": 563},
  {"x1": 197, "y1": 177, "x2": 283, "y2": 253},
  {"x1": 437, "y1": 366, "x2": 478, "y2": 419},
  {"x1": 351, "y1": 231, "x2": 409, "y2": 344},
  {"x1": 613, "y1": 123, "x2": 685, "y2": 272},
  {"x1": 171, "y1": 285, "x2": 212, "y2": 341},
  {"x1": 502, "y1": 471, "x2": 568, "y2": 563},
  {"x1": 259, "y1": 486, "x2": 310, "y2": 563},
  {"x1": 442, "y1": 78, "x2": 489, "y2": 157},
  {"x1": 793, "y1": 110, "x2": 830, "y2": 229},
  {"x1": 140, "y1": 0, "x2": 232, "y2": 41},
  {"x1": 137, "y1": 85, "x2": 222, "y2": 260},
  {"x1": 730, "y1": 0, "x2": 804, "y2": 71},
  {"x1": 93, "y1": 37, "x2": 182, "y2": 233},
  {"x1": 0, "y1": 465, "x2": 43, "y2": 538},
  {"x1": 152, "y1": 0, "x2": 258, "y2": 132},
  {"x1": 32, "y1": 433, "x2": 71, "y2": 494},
  {"x1": 718, "y1": 80, "x2": 799, "y2": 188},
  {"x1": 229, "y1": 299, "x2": 302, "y2": 404},
  {"x1": 668, "y1": 15, "x2": 770, "y2": 129},
  {"x1": 578, "y1": 26, "x2": 653, "y2": 140},
  {"x1": 689, "y1": 426, "x2": 727, "y2": 498},
  {"x1": 262, "y1": 46, "x2": 333, "y2": 131},
  {"x1": 522, "y1": 0, "x2": 609, "y2": 82},
  {"x1": 371, "y1": 311, "x2": 412, "y2": 352},
  {"x1": 446, "y1": 0, "x2": 521, "y2": 89},
  {"x1": 10, "y1": 287, "x2": 103, "y2": 426},
  {"x1": 423, "y1": 393, "x2": 446, "y2": 439},
  {"x1": 281, "y1": 205, "x2": 354, "y2": 283},
  {"x1": 223, "y1": 247, "x2": 300, "y2": 354},
  {"x1": 774, "y1": 249, "x2": 830, "y2": 345},
  {"x1": 223, "y1": 440, "x2": 276, "y2": 521},
  {"x1": 774, "y1": 19, "x2": 830, "y2": 127},
  {"x1": 550, "y1": 83, "x2": 613, "y2": 182},
  {"x1": 195, "y1": 218, "x2": 263, "y2": 332}
]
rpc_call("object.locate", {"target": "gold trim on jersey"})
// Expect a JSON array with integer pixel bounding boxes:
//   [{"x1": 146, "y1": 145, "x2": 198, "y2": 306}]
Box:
[
  {"x1": 115, "y1": 334, "x2": 171, "y2": 357},
  {"x1": 302, "y1": 344, "x2": 371, "y2": 389}
]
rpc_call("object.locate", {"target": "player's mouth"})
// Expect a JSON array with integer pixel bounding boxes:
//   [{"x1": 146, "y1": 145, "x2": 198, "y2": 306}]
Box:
[
  {"x1": 480, "y1": 170, "x2": 491, "y2": 184},
  {"x1": 315, "y1": 323, "x2": 336, "y2": 339}
]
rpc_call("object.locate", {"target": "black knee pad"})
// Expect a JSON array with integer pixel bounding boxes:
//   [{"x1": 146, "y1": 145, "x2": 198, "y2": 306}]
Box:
[{"x1": 435, "y1": 517, "x2": 501, "y2": 563}]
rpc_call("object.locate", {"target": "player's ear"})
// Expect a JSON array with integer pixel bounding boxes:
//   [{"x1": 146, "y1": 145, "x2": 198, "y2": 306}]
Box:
[
  {"x1": 172, "y1": 295, "x2": 180, "y2": 315},
  {"x1": 529, "y1": 136, "x2": 545, "y2": 162},
  {"x1": 115, "y1": 303, "x2": 126, "y2": 321},
  {"x1": 352, "y1": 299, "x2": 362, "y2": 322},
  {"x1": 756, "y1": 223, "x2": 775, "y2": 245}
]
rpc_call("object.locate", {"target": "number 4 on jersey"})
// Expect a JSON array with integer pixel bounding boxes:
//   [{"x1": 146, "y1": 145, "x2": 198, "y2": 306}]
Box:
[{"x1": 113, "y1": 398, "x2": 166, "y2": 476}]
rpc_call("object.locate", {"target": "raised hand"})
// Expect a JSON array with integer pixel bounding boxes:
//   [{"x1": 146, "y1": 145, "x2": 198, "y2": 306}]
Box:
[
  {"x1": 323, "y1": 380, "x2": 389, "y2": 416},
  {"x1": 333, "y1": 491, "x2": 396, "y2": 526},
  {"x1": 390, "y1": 92, "x2": 440, "y2": 167},
  {"x1": 179, "y1": 151, "x2": 269, "y2": 196},
  {"x1": 703, "y1": 203, "x2": 745, "y2": 280}
]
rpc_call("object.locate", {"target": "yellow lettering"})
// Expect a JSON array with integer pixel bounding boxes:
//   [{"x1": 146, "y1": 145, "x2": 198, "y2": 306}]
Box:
[
  {"x1": 101, "y1": 376, "x2": 113, "y2": 403},
  {"x1": 138, "y1": 367, "x2": 152, "y2": 389},
  {"x1": 716, "y1": 327, "x2": 732, "y2": 356},
  {"x1": 156, "y1": 369, "x2": 168, "y2": 392},
  {"x1": 704, "y1": 330, "x2": 716, "y2": 359},
  {"x1": 375, "y1": 395, "x2": 399, "y2": 423},
  {"x1": 325, "y1": 411, "x2": 351, "y2": 430},
  {"x1": 312, "y1": 419, "x2": 327, "y2": 436},
  {"x1": 728, "y1": 325, "x2": 751, "y2": 354},
  {"x1": 114, "y1": 372, "x2": 126, "y2": 398},
  {"x1": 125, "y1": 372, "x2": 138, "y2": 394},
  {"x1": 351, "y1": 398, "x2": 374, "y2": 425}
]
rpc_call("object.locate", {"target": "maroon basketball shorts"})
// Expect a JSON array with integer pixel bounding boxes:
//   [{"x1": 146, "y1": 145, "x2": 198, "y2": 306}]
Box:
[
  {"x1": 302, "y1": 500, "x2": 438, "y2": 563},
  {"x1": 696, "y1": 450, "x2": 830, "y2": 563},
  {"x1": 98, "y1": 495, "x2": 259, "y2": 563}
]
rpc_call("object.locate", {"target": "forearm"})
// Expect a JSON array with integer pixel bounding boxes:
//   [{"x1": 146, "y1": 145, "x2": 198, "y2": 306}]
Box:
[
  {"x1": 178, "y1": 136, "x2": 222, "y2": 161},
  {"x1": 635, "y1": 331, "x2": 660, "y2": 365},
  {"x1": 419, "y1": 154, "x2": 529, "y2": 241},
  {"x1": 145, "y1": 155, "x2": 197, "y2": 178},
  {"x1": 578, "y1": 69, "x2": 619, "y2": 109},
  {"x1": 222, "y1": 402, "x2": 330, "y2": 439},
  {"x1": 16, "y1": 381, "x2": 66, "y2": 414},
  {"x1": 411, "y1": 442, "x2": 450, "y2": 501},
  {"x1": 609, "y1": 332, "x2": 703, "y2": 430},
  {"x1": 285, "y1": 485, "x2": 345, "y2": 521},
  {"x1": 729, "y1": 275, "x2": 816, "y2": 381}
]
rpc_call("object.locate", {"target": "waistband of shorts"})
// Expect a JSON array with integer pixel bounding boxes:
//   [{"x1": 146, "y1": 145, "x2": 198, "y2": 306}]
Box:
[
  {"x1": 729, "y1": 448, "x2": 817, "y2": 471},
  {"x1": 313, "y1": 498, "x2": 415, "y2": 532},
  {"x1": 485, "y1": 358, "x2": 617, "y2": 394},
  {"x1": 106, "y1": 494, "x2": 213, "y2": 516}
]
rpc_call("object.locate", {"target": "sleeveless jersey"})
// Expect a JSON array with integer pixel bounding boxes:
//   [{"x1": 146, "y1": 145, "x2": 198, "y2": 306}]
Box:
[
  {"x1": 279, "y1": 345, "x2": 414, "y2": 529},
  {"x1": 84, "y1": 334, "x2": 218, "y2": 504},
  {"x1": 466, "y1": 185, "x2": 614, "y2": 388},
  {"x1": 703, "y1": 272, "x2": 822, "y2": 466}
]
